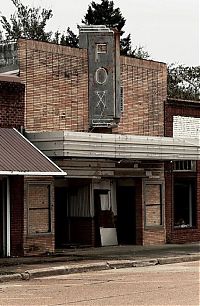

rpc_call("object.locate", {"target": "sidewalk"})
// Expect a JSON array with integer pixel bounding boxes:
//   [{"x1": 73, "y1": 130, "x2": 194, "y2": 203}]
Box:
[{"x1": 0, "y1": 243, "x2": 199, "y2": 283}]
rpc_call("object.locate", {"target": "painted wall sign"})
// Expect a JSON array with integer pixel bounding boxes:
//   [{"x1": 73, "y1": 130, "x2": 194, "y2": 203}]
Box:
[{"x1": 173, "y1": 116, "x2": 200, "y2": 138}]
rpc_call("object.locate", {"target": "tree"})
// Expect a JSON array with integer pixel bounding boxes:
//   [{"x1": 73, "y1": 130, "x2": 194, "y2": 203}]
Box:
[
  {"x1": 0, "y1": 0, "x2": 53, "y2": 41},
  {"x1": 0, "y1": 0, "x2": 149, "y2": 58},
  {"x1": 60, "y1": 27, "x2": 79, "y2": 48},
  {"x1": 82, "y1": 0, "x2": 125, "y2": 31},
  {"x1": 167, "y1": 64, "x2": 200, "y2": 101},
  {"x1": 82, "y1": 0, "x2": 149, "y2": 58},
  {"x1": 2, "y1": 0, "x2": 198, "y2": 101}
]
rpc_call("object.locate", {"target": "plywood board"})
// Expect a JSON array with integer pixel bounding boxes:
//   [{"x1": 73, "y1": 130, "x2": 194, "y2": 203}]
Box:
[{"x1": 100, "y1": 227, "x2": 118, "y2": 246}]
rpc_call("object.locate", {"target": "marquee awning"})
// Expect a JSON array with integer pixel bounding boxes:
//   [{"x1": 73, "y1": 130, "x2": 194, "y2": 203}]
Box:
[
  {"x1": 27, "y1": 130, "x2": 200, "y2": 161},
  {"x1": 0, "y1": 128, "x2": 66, "y2": 176}
]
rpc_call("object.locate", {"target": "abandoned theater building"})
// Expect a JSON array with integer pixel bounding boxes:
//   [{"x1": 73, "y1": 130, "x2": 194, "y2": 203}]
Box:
[{"x1": 0, "y1": 26, "x2": 200, "y2": 257}]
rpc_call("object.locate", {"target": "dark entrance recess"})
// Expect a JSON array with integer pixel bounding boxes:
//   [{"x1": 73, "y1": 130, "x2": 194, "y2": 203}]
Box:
[
  {"x1": 117, "y1": 186, "x2": 136, "y2": 244},
  {"x1": 55, "y1": 187, "x2": 69, "y2": 248},
  {"x1": 94, "y1": 189, "x2": 115, "y2": 247},
  {"x1": 0, "y1": 180, "x2": 3, "y2": 255}
]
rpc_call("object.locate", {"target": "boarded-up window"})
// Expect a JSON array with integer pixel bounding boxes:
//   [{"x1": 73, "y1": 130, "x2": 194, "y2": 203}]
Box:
[
  {"x1": 145, "y1": 184, "x2": 163, "y2": 226},
  {"x1": 28, "y1": 183, "x2": 51, "y2": 234}
]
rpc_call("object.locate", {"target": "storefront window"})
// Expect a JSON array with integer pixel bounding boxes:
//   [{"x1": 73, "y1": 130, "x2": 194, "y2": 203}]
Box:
[{"x1": 174, "y1": 178, "x2": 196, "y2": 228}]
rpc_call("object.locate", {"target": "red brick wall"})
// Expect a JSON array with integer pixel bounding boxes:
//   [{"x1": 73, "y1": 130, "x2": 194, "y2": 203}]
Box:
[
  {"x1": 165, "y1": 98, "x2": 200, "y2": 137},
  {"x1": 18, "y1": 39, "x2": 167, "y2": 136},
  {"x1": 165, "y1": 162, "x2": 200, "y2": 243},
  {"x1": 0, "y1": 81, "x2": 24, "y2": 128},
  {"x1": 115, "y1": 57, "x2": 167, "y2": 136},
  {"x1": 165, "y1": 99, "x2": 200, "y2": 243},
  {"x1": 18, "y1": 39, "x2": 89, "y2": 132},
  {"x1": 24, "y1": 235, "x2": 54, "y2": 256},
  {"x1": 135, "y1": 179, "x2": 143, "y2": 244},
  {"x1": 143, "y1": 229, "x2": 166, "y2": 245}
]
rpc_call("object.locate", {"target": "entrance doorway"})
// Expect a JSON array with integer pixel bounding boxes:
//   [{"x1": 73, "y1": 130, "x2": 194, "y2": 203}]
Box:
[
  {"x1": 94, "y1": 189, "x2": 116, "y2": 247},
  {"x1": 117, "y1": 186, "x2": 136, "y2": 244},
  {"x1": 55, "y1": 187, "x2": 69, "y2": 248},
  {"x1": 55, "y1": 179, "x2": 92, "y2": 249},
  {"x1": 0, "y1": 180, "x2": 3, "y2": 256},
  {"x1": 0, "y1": 178, "x2": 9, "y2": 257}
]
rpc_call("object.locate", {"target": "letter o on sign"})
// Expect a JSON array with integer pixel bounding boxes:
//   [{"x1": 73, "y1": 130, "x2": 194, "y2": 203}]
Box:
[{"x1": 95, "y1": 67, "x2": 108, "y2": 84}]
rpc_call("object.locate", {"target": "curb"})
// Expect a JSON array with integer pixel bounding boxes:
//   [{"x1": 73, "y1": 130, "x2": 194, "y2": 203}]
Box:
[
  {"x1": 0, "y1": 273, "x2": 22, "y2": 283},
  {"x1": 0, "y1": 255, "x2": 199, "y2": 283},
  {"x1": 158, "y1": 254, "x2": 200, "y2": 265},
  {"x1": 106, "y1": 259, "x2": 158, "y2": 269},
  {"x1": 23, "y1": 262, "x2": 110, "y2": 280}
]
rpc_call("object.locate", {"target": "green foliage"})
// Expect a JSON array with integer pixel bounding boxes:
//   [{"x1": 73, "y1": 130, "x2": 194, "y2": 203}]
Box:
[
  {"x1": 167, "y1": 64, "x2": 200, "y2": 101},
  {"x1": 60, "y1": 27, "x2": 79, "y2": 48},
  {"x1": 0, "y1": 0, "x2": 149, "y2": 59},
  {"x1": 1, "y1": 0, "x2": 198, "y2": 101},
  {"x1": 132, "y1": 45, "x2": 150, "y2": 60},
  {"x1": 82, "y1": 0, "x2": 125, "y2": 32},
  {"x1": 0, "y1": 30, "x2": 3, "y2": 42},
  {"x1": 119, "y1": 34, "x2": 132, "y2": 55},
  {"x1": 50, "y1": 28, "x2": 79, "y2": 48},
  {"x1": 82, "y1": 0, "x2": 149, "y2": 59},
  {"x1": 0, "y1": 0, "x2": 53, "y2": 41}
]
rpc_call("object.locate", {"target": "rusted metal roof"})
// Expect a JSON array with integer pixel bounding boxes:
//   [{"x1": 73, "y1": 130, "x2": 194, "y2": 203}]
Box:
[{"x1": 0, "y1": 128, "x2": 66, "y2": 176}]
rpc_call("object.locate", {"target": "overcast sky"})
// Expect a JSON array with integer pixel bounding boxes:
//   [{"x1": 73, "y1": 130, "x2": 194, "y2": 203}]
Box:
[{"x1": 0, "y1": 0, "x2": 199, "y2": 66}]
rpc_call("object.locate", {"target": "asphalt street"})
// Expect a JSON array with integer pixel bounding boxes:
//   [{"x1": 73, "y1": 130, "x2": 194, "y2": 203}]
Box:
[{"x1": 0, "y1": 260, "x2": 199, "y2": 305}]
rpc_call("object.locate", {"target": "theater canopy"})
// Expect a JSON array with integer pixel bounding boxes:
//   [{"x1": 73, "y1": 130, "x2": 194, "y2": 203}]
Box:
[
  {"x1": 27, "y1": 130, "x2": 200, "y2": 161},
  {"x1": 0, "y1": 128, "x2": 66, "y2": 176}
]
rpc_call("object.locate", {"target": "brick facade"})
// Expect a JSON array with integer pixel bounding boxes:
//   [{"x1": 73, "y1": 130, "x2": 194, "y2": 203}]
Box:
[
  {"x1": 17, "y1": 38, "x2": 200, "y2": 249},
  {"x1": 115, "y1": 57, "x2": 166, "y2": 136},
  {"x1": 0, "y1": 75, "x2": 56, "y2": 256},
  {"x1": 165, "y1": 98, "x2": 200, "y2": 243},
  {"x1": 18, "y1": 39, "x2": 89, "y2": 132},
  {"x1": 135, "y1": 179, "x2": 143, "y2": 244},
  {"x1": 18, "y1": 39, "x2": 167, "y2": 136},
  {"x1": 0, "y1": 78, "x2": 24, "y2": 129},
  {"x1": 0, "y1": 78, "x2": 25, "y2": 256},
  {"x1": 17, "y1": 39, "x2": 168, "y2": 248},
  {"x1": 165, "y1": 98, "x2": 200, "y2": 137}
]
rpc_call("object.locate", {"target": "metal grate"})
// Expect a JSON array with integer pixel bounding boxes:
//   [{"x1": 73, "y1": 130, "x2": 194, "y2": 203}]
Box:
[{"x1": 173, "y1": 160, "x2": 196, "y2": 171}]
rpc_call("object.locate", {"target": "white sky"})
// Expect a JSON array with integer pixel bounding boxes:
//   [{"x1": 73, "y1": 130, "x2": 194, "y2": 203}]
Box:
[{"x1": 0, "y1": 0, "x2": 199, "y2": 66}]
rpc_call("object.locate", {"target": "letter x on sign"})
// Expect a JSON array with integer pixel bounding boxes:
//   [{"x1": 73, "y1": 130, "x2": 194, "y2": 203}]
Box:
[{"x1": 95, "y1": 91, "x2": 106, "y2": 116}]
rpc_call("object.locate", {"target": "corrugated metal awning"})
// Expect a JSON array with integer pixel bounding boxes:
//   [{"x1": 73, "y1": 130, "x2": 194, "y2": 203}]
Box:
[
  {"x1": 0, "y1": 128, "x2": 66, "y2": 176},
  {"x1": 27, "y1": 130, "x2": 200, "y2": 161}
]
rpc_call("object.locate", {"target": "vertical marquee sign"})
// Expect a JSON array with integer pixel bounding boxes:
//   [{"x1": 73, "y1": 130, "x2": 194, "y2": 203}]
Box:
[{"x1": 79, "y1": 26, "x2": 121, "y2": 128}]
